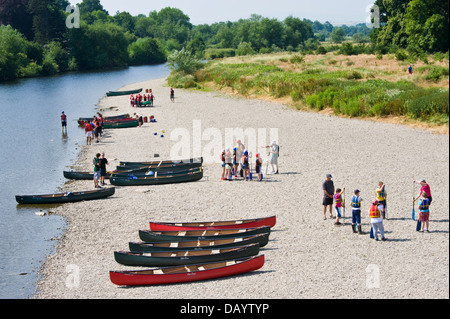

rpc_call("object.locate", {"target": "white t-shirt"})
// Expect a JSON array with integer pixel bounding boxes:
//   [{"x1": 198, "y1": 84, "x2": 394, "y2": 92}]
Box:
[{"x1": 369, "y1": 204, "x2": 384, "y2": 223}]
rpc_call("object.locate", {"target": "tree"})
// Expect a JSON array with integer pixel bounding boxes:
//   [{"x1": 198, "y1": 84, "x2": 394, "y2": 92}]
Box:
[
  {"x1": 0, "y1": 25, "x2": 30, "y2": 80},
  {"x1": 0, "y1": 0, "x2": 34, "y2": 40},
  {"x1": 167, "y1": 48, "x2": 202, "y2": 75},
  {"x1": 236, "y1": 42, "x2": 255, "y2": 56},
  {"x1": 27, "y1": 0, "x2": 67, "y2": 44},
  {"x1": 78, "y1": 0, "x2": 108, "y2": 15},
  {"x1": 330, "y1": 27, "x2": 346, "y2": 43},
  {"x1": 128, "y1": 37, "x2": 166, "y2": 65}
]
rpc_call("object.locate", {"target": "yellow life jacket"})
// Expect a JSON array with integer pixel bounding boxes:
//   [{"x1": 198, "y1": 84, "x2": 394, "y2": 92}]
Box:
[
  {"x1": 376, "y1": 186, "x2": 386, "y2": 201},
  {"x1": 419, "y1": 198, "x2": 430, "y2": 212}
]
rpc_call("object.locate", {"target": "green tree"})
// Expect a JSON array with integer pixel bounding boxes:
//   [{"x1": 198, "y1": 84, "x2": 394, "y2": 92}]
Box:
[
  {"x1": 0, "y1": 25, "x2": 30, "y2": 80},
  {"x1": 330, "y1": 27, "x2": 346, "y2": 43},
  {"x1": 236, "y1": 42, "x2": 255, "y2": 56},
  {"x1": 78, "y1": 0, "x2": 108, "y2": 15},
  {"x1": 128, "y1": 37, "x2": 166, "y2": 65},
  {"x1": 167, "y1": 48, "x2": 202, "y2": 75}
]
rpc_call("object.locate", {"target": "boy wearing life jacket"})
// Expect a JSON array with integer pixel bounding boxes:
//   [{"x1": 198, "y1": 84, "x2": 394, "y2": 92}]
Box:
[
  {"x1": 369, "y1": 199, "x2": 386, "y2": 241},
  {"x1": 61, "y1": 111, "x2": 67, "y2": 133},
  {"x1": 418, "y1": 192, "x2": 431, "y2": 232},
  {"x1": 255, "y1": 153, "x2": 263, "y2": 181},
  {"x1": 334, "y1": 188, "x2": 345, "y2": 226},
  {"x1": 351, "y1": 189, "x2": 363, "y2": 234},
  {"x1": 241, "y1": 150, "x2": 250, "y2": 181},
  {"x1": 376, "y1": 181, "x2": 387, "y2": 219}
]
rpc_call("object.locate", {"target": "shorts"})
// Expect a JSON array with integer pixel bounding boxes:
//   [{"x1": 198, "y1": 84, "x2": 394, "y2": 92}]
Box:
[
  {"x1": 100, "y1": 168, "x2": 107, "y2": 177},
  {"x1": 378, "y1": 199, "x2": 387, "y2": 209},
  {"x1": 352, "y1": 209, "x2": 361, "y2": 224},
  {"x1": 93, "y1": 171, "x2": 101, "y2": 180},
  {"x1": 225, "y1": 164, "x2": 231, "y2": 170},
  {"x1": 255, "y1": 166, "x2": 261, "y2": 173},
  {"x1": 62, "y1": 121, "x2": 67, "y2": 127},
  {"x1": 86, "y1": 131, "x2": 93, "y2": 138},
  {"x1": 335, "y1": 206, "x2": 342, "y2": 218},
  {"x1": 419, "y1": 211, "x2": 430, "y2": 222},
  {"x1": 323, "y1": 197, "x2": 333, "y2": 206}
]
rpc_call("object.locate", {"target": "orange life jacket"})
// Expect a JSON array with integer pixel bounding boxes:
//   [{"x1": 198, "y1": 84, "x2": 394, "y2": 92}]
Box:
[{"x1": 369, "y1": 204, "x2": 381, "y2": 218}]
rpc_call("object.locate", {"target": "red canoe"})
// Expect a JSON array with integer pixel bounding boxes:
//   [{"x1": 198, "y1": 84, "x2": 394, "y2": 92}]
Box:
[
  {"x1": 149, "y1": 216, "x2": 276, "y2": 231},
  {"x1": 109, "y1": 255, "x2": 264, "y2": 286}
]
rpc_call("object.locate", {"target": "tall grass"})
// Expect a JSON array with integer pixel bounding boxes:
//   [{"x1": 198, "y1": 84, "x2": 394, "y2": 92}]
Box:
[{"x1": 193, "y1": 61, "x2": 449, "y2": 124}]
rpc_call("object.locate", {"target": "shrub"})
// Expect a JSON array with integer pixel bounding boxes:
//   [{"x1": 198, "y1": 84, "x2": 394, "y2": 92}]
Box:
[{"x1": 167, "y1": 48, "x2": 203, "y2": 75}]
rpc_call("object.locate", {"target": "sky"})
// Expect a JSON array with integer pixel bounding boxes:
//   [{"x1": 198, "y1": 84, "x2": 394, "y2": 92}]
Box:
[{"x1": 69, "y1": 0, "x2": 374, "y2": 26}]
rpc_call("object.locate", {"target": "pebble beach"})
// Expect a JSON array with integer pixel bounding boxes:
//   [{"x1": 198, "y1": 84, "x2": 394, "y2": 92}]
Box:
[{"x1": 33, "y1": 77, "x2": 449, "y2": 299}]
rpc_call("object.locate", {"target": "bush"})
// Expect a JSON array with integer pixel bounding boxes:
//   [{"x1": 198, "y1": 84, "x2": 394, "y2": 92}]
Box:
[
  {"x1": 128, "y1": 38, "x2": 166, "y2": 65},
  {"x1": 236, "y1": 42, "x2": 255, "y2": 56},
  {"x1": 167, "y1": 48, "x2": 203, "y2": 75}
]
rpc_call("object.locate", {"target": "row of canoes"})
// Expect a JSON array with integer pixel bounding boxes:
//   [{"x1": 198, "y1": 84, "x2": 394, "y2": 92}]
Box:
[
  {"x1": 64, "y1": 157, "x2": 204, "y2": 186},
  {"x1": 78, "y1": 114, "x2": 140, "y2": 129},
  {"x1": 110, "y1": 216, "x2": 276, "y2": 286}
]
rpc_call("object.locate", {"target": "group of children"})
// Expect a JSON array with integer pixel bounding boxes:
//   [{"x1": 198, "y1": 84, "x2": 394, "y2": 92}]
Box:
[
  {"x1": 328, "y1": 179, "x2": 432, "y2": 241},
  {"x1": 84, "y1": 113, "x2": 104, "y2": 145},
  {"x1": 130, "y1": 90, "x2": 155, "y2": 107},
  {"x1": 220, "y1": 140, "x2": 280, "y2": 182}
]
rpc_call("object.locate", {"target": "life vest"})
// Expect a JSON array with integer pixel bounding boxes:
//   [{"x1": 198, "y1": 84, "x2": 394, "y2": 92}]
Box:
[
  {"x1": 220, "y1": 153, "x2": 225, "y2": 162},
  {"x1": 376, "y1": 186, "x2": 386, "y2": 201},
  {"x1": 351, "y1": 195, "x2": 361, "y2": 208},
  {"x1": 419, "y1": 198, "x2": 430, "y2": 212},
  {"x1": 369, "y1": 204, "x2": 381, "y2": 218},
  {"x1": 334, "y1": 194, "x2": 342, "y2": 205},
  {"x1": 61, "y1": 114, "x2": 67, "y2": 121},
  {"x1": 242, "y1": 156, "x2": 248, "y2": 165}
]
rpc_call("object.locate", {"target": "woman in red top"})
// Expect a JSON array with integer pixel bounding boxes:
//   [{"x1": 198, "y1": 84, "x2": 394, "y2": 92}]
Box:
[{"x1": 414, "y1": 179, "x2": 432, "y2": 205}]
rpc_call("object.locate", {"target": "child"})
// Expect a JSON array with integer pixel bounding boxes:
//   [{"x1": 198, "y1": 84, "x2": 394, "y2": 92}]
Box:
[
  {"x1": 225, "y1": 148, "x2": 233, "y2": 180},
  {"x1": 351, "y1": 189, "x2": 363, "y2": 234},
  {"x1": 334, "y1": 188, "x2": 345, "y2": 225},
  {"x1": 255, "y1": 153, "x2": 263, "y2": 181},
  {"x1": 241, "y1": 150, "x2": 250, "y2": 181},
  {"x1": 418, "y1": 192, "x2": 431, "y2": 232},
  {"x1": 220, "y1": 149, "x2": 226, "y2": 180},
  {"x1": 369, "y1": 199, "x2": 386, "y2": 241}
]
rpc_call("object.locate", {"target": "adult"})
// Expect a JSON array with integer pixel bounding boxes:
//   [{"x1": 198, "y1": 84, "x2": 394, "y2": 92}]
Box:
[
  {"x1": 99, "y1": 153, "x2": 109, "y2": 186},
  {"x1": 266, "y1": 140, "x2": 279, "y2": 174},
  {"x1": 93, "y1": 153, "x2": 101, "y2": 188},
  {"x1": 85, "y1": 121, "x2": 94, "y2": 145},
  {"x1": 414, "y1": 179, "x2": 432, "y2": 205},
  {"x1": 170, "y1": 88, "x2": 175, "y2": 102},
  {"x1": 61, "y1": 111, "x2": 67, "y2": 133},
  {"x1": 376, "y1": 181, "x2": 387, "y2": 219},
  {"x1": 322, "y1": 174, "x2": 335, "y2": 220}
]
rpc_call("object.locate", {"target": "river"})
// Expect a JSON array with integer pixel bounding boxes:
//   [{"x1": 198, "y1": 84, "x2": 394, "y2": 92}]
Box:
[{"x1": 0, "y1": 64, "x2": 169, "y2": 299}]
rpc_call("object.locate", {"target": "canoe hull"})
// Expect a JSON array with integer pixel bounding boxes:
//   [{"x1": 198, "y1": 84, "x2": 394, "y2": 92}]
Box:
[
  {"x1": 149, "y1": 216, "x2": 277, "y2": 231},
  {"x1": 15, "y1": 187, "x2": 115, "y2": 205},
  {"x1": 114, "y1": 244, "x2": 260, "y2": 267},
  {"x1": 110, "y1": 170, "x2": 203, "y2": 186},
  {"x1": 129, "y1": 234, "x2": 270, "y2": 252},
  {"x1": 110, "y1": 255, "x2": 265, "y2": 286},
  {"x1": 118, "y1": 157, "x2": 203, "y2": 168},
  {"x1": 138, "y1": 226, "x2": 270, "y2": 243},
  {"x1": 106, "y1": 88, "x2": 142, "y2": 96}
]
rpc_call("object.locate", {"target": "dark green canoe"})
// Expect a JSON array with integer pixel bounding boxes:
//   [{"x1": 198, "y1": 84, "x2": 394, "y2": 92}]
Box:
[
  {"x1": 139, "y1": 226, "x2": 270, "y2": 243},
  {"x1": 110, "y1": 169, "x2": 203, "y2": 186},
  {"x1": 103, "y1": 119, "x2": 139, "y2": 129},
  {"x1": 106, "y1": 88, "x2": 142, "y2": 96},
  {"x1": 114, "y1": 161, "x2": 203, "y2": 172},
  {"x1": 118, "y1": 157, "x2": 203, "y2": 168},
  {"x1": 15, "y1": 187, "x2": 115, "y2": 205},
  {"x1": 114, "y1": 243, "x2": 260, "y2": 267},
  {"x1": 129, "y1": 234, "x2": 270, "y2": 253}
]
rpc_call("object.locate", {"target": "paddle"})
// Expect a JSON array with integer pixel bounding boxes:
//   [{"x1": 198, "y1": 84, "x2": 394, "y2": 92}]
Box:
[
  {"x1": 416, "y1": 219, "x2": 422, "y2": 232},
  {"x1": 370, "y1": 226, "x2": 374, "y2": 239}
]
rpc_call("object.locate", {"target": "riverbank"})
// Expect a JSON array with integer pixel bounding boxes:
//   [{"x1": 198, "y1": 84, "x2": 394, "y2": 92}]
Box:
[{"x1": 34, "y1": 77, "x2": 449, "y2": 299}]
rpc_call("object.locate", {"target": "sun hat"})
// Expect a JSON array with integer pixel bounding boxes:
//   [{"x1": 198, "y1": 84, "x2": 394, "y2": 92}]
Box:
[{"x1": 326, "y1": 174, "x2": 332, "y2": 178}]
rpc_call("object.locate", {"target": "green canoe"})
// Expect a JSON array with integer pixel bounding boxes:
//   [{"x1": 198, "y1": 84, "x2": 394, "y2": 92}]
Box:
[
  {"x1": 114, "y1": 243, "x2": 260, "y2": 267},
  {"x1": 103, "y1": 119, "x2": 139, "y2": 129},
  {"x1": 129, "y1": 234, "x2": 270, "y2": 253},
  {"x1": 15, "y1": 187, "x2": 115, "y2": 205},
  {"x1": 106, "y1": 88, "x2": 142, "y2": 96},
  {"x1": 138, "y1": 226, "x2": 271, "y2": 243},
  {"x1": 110, "y1": 169, "x2": 203, "y2": 186}
]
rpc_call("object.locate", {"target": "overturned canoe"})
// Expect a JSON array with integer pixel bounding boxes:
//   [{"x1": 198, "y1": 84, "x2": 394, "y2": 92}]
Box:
[
  {"x1": 114, "y1": 243, "x2": 260, "y2": 267},
  {"x1": 129, "y1": 234, "x2": 270, "y2": 253},
  {"x1": 15, "y1": 187, "x2": 115, "y2": 205},
  {"x1": 110, "y1": 255, "x2": 265, "y2": 286},
  {"x1": 78, "y1": 114, "x2": 130, "y2": 125},
  {"x1": 110, "y1": 169, "x2": 203, "y2": 186},
  {"x1": 149, "y1": 216, "x2": 277, "y2": 231},
  {"x1": 114, "y1": 161, "x2": 203, "y2": 172},
  {"x1": 118, "y1": 157, "x2": 203, "y2": 167},
  {"x1": 139, "y1": 226, "x2": 270, "y2": 243},
  {"x1": 63, "y1": 170, "x2": 114, "y2": 180},
  {"x1": 106, "y1": 88, "x2": 142, "y2": 96}
]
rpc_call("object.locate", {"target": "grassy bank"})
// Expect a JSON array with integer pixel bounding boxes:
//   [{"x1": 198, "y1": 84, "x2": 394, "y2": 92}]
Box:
[{"x1": 170, "y1": 52, "x2": 449, "y2": 133}]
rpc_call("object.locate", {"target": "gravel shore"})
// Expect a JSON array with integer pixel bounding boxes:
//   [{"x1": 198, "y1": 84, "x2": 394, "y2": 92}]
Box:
[{"x1": 34, "y1": 77, "x2": 449, "y2": 299}]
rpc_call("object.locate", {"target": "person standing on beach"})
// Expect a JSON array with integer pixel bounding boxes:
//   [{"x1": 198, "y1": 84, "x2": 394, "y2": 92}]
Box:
[
  {"x1": 351, "y1": 189, "x2": 363, "y2": 234},
  {"x1": 322, "y1": 174, "x2": 335, "y2": 220},
  {"x1": 414, "y1": 179, "x2": 432, "y2": 205},
  {"x1": 99, "y1": 153, "x2": 109, "y2": 186},
  {"x1": 225, "y1": 148, "x2": 233, "y2": 180},
  {"x1": 255, "y1": 153, "x2": 263, "y2": 181},
  {"x1": 241, "y1": 150, "x2": 250, "y2": 181},
  {"x1": 61, "y1": 111, "x2": 67, "y2": 133},
  {"x1": 334, "y1": 187, "x2": 345, "y2": 225},
  {"x1": 376, "y1": 181, "x2": 387, "y2": 219},
  {"x1": 369, "y1": 199, "x2": 386, "y2": 241},
  {"x1": 418, "y1": 192, "x2": 431, "y2": 232},
  {"x1": 265, "y1": 141, "x2": 279, "y2": 174},
  {"x1": 170, "y1": 88, "x2": 175, "y2": 102},
  {"x1": 85, "y1": 121, "x2": 93, "y2": 145},
  {"x1": 93, "y1": 153, "x2": 101, "y2": 188}
]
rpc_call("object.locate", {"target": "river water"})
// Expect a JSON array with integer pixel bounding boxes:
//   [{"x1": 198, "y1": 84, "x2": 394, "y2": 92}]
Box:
[{"x1": 0, "y1": 64, "x2": 169, "y2": 299}]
